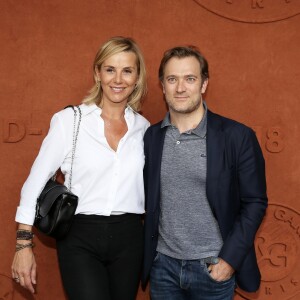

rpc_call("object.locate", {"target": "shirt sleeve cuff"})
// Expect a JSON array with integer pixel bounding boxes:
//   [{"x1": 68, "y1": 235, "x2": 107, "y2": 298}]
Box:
[{"x1": 15, "y1": 205, "x2": 36, "y2": 225}]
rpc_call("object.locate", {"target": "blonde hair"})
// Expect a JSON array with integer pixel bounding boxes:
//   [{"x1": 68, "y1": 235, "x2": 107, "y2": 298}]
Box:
[{"x1": 83, "y1": 36, "x2": 147, "y2": 111}]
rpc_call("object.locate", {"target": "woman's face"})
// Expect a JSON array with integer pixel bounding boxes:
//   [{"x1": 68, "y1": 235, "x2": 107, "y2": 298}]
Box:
[{"x1": 97, "y1": 51, "x2": 138, "y2": 107}]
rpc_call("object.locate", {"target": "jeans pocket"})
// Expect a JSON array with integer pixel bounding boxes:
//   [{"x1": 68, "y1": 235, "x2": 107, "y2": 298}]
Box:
[
  {"x1": 153, "y1": 252, "x2": 160, "y2": 263},
  {"x1": 204, "y1": 263, "x2": 235, "y2": 284}
]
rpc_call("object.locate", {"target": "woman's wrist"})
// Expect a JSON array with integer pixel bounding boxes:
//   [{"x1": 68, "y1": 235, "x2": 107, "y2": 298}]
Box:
[
  {"x1": 16, "y1": 242, "x2": 35, "y2": 252},
  {"x1": 17, "y1": 229, "x2": 34, "y2": 240},
  {"x1": 17, "y1": 223, "x2": 33, "y2": 231},
  {"x1": 15, "y1": 223, "x2": 34, "y2": 249}
]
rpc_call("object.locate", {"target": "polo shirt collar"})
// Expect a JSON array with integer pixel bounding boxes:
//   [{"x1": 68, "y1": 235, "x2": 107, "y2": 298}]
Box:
[{"x1": 161, "y1": 101, "x2": 208, "y2": 138}]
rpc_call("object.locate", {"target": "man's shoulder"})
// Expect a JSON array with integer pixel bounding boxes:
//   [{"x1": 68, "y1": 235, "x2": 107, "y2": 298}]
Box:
[
  {"x1": 208, "y1": 110, "x2": 253, "y2": 135},
  {"x1": 149, "y1": 120, "x2": 164, "y2": 128},
  {"x1": 145, "y1": 120, "x2": 164, "y2": 133},
  {"x1": 143, "y1": 120, "x2": 166, "y2": 145}
]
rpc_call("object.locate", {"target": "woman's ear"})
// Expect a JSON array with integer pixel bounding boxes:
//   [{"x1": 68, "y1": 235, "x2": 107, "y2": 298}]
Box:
[{"x1": 95, "y1": 66, "x2": 100, "y2": 81}]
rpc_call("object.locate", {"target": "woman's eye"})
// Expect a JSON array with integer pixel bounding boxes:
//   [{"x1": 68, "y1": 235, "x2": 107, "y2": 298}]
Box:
[
  {"x1": 106, "y1": 68, "x2": 114, "y2": 73},
  {"x1": 124, "y1": 69, "x2": 133, "y2": 74}
]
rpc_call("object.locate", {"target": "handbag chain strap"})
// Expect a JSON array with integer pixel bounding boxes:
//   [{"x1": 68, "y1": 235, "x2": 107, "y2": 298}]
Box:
[{"x1": 68, "y1": 105, "x2": 82, "y2": 191}]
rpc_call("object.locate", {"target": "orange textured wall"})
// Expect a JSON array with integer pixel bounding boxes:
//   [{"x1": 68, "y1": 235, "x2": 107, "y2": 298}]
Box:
[{"x1": 1, "y1": 1, "x2": 299, "y2": 299}]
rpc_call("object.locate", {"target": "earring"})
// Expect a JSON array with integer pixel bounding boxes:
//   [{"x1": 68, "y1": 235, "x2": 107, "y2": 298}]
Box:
[{"x1": 96, "y1": 80, "x2": 100, "y2": 88}]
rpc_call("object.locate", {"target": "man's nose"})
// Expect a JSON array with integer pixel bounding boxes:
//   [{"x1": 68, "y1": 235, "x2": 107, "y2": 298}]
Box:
[{"x1": 176, "y1": 79, "x2": 186, "y2": 93}]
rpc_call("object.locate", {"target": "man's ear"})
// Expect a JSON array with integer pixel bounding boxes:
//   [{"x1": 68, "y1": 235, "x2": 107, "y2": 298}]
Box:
[
  {"x1": 161, "y1": 82, "x2": 166, "y2": 94},
  {"x1": 201, "y1": 79, "x2": 208, "y2": 94}
]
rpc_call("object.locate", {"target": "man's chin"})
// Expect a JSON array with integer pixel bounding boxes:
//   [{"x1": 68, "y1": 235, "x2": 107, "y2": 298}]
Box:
[{"x1": 170, "y1": 106, "x2": 200, "y2": 114}]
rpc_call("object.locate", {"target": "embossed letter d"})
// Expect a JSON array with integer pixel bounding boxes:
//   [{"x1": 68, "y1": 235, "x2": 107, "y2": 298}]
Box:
[{"x1": 3, "y1": 119, "x2": 26, "y2": 143}]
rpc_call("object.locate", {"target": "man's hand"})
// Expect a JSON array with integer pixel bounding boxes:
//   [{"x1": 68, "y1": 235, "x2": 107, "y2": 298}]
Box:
[{"x1": 207, "y1": 258, "x2": 234, "y2": 282}]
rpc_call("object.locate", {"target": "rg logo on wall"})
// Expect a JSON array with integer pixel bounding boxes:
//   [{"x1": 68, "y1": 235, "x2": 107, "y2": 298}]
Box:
[
  {"x1": 193, "y1": 0, "x2": 300, "y2": 23},
  {"x1": 237, "y1": 204, "x2": 300, "y2": 300}
]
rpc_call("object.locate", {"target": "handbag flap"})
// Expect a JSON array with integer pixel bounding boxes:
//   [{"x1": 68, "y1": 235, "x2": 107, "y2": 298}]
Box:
[{"x1": 37, "y1": 180, "x2": 78, "y2": 218}]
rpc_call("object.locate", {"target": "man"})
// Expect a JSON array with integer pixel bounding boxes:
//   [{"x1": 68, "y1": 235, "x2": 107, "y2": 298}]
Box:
[{"x1": 142, "y1": 46, "x2": 268, "y2": 300}]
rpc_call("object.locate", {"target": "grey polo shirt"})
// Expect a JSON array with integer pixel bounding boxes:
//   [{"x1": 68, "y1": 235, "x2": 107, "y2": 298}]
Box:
[{"x1": 157, "y1": 102, "x2": 223, "y2": 260}]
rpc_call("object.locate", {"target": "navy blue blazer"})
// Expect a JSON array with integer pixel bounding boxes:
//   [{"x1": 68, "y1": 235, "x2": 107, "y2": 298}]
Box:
[{"x1": 142, "y1": 110, "x2": 268, "y2": 292}]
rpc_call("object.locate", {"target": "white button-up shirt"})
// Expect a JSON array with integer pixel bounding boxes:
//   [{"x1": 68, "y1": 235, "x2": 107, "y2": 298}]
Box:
[{"x1": 15, "y1": 103, "x2": 150, "y2": 225}]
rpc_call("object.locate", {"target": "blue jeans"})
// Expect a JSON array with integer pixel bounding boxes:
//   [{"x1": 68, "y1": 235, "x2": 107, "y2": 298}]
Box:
[{"x1": 150, "y1": 252, "x2": 235, "y2": 300}]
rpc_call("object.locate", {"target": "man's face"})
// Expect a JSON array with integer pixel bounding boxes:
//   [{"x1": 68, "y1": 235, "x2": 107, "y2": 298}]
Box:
[{"x1": 162, "y1": 56, "x2": 208, "y2": 114}]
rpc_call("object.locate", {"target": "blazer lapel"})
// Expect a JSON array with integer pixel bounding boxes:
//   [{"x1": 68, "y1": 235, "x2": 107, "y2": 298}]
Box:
[
  {"x1": 206, "y1": 111, "x2": 226, "y2": 215},
  {"x1": 148, "y1": 124, "x2": 167, "y2": 213}
]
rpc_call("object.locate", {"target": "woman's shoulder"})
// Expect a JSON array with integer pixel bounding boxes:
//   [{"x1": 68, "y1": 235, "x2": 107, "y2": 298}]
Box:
[
  {"x1": 129, "y1": 108, "x2": 150, "y2": 127},
  {"x1": 135, "y1": 112, "x2": 149, "y2": 124},
  {"x1": 54, "y1": 103, "x2": 94, "y2": 120},
  {"x1": 54, "y1": 105, "x2": 77, "y2": 118},
  {"x1": 51, "y1": 104, "x2": 85, "y2": 130}
]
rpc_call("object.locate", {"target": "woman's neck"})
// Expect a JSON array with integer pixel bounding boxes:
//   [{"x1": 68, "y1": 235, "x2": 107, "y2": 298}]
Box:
[{"x1": 100, "y1": 102, "x2": 127, "y2": 120}]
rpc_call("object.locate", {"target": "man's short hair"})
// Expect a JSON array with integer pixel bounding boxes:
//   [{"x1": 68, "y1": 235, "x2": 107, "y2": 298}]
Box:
[{"x1": 158, "y1": 46, "x2": 209, "y2": 83}]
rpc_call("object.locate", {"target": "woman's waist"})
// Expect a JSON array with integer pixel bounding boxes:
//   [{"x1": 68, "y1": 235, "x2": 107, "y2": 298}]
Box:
[
  {"x1": 75, "y1": 199, "x2": 145, "y2": 217},
  {"x1": 73, "y1": 212, "x2": 143, "y2": 224}
]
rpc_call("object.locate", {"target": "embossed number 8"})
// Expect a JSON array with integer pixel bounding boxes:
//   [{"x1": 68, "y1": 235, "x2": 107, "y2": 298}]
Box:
[{"x1": 266, "y1": 127, "x2": 284, "y2": 153}]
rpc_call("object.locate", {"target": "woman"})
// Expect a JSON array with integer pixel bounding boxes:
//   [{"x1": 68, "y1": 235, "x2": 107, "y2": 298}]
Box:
[{"x1": 11, "y1": 36, "x2": 150, "y2": 300}]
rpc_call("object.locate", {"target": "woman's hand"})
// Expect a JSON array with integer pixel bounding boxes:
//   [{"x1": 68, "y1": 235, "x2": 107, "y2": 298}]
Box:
[{"x1": 12, "y1": 224, "x2": 37, "y2": 294}]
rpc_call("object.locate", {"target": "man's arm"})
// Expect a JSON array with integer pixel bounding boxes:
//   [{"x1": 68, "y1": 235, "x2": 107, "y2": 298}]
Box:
[{"x1": 218, "y1": 127, "x2": 268, "y2": 272}]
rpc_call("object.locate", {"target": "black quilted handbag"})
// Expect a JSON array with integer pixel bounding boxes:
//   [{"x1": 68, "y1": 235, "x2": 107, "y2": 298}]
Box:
[{"x1": 34, "y1": 106, "x2": 81, "y2": 239}]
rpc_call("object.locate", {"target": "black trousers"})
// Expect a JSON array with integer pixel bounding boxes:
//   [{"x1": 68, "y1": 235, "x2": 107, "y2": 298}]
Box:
[{"x1": 56, "y1": 213, "x2": 143, "y2": 300}]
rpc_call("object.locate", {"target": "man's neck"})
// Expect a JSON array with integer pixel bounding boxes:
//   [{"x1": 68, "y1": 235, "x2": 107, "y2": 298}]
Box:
[{"x1": 169, "y1": 105, "x2": 205, "y2": 133}]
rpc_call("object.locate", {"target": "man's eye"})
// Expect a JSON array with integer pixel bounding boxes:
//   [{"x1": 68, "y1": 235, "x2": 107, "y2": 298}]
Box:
[
  {"x1": 167, "y1": 77, "x2": 176, "y2": 83},
  {"x1": 186, "y1": 77, "x2": 196, "y2": 82}
]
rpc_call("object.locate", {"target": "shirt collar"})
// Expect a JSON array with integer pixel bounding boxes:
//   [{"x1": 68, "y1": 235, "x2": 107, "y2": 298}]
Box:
[
  {"x1": 80, "y1": 103, "x2": 134, "y2": 117},
  {"x1": 161, "y1": 112, "x2": 172, "y2": 128},
  {"x1": 161, "y1": 101, "x2": 208, "y2": 138},
  {"x1": 192, "y1": 101, "x2": 207, "y2": 138},
  {"x1": 80, "y1": 103, "x2": 100, "y2": 116},
  {"x1": 80, "y1": 103, "x2": 136, "y2": 130}
]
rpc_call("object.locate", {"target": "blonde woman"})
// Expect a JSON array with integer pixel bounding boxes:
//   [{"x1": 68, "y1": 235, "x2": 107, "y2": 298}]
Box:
[{"x1": 12, "y1": 36, "x2": 149, "y2": 300}]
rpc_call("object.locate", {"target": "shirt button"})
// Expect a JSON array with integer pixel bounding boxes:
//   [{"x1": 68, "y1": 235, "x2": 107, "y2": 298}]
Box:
[{"x1": 176, "y1": 141, "x2": 180, "y2": 145}]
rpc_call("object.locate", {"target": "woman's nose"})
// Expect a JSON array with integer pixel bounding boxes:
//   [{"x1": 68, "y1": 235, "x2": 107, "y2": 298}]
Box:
[{"x1": 114, "y1": 71, "x2": 123, "y2": 84}]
